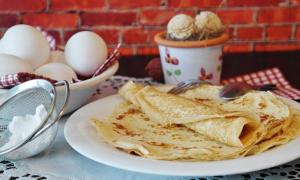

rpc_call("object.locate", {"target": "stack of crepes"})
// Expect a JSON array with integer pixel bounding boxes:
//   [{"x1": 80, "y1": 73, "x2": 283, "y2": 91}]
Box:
[{"x1": 91, "y1": 81, "x2": 300, "y2": 161}]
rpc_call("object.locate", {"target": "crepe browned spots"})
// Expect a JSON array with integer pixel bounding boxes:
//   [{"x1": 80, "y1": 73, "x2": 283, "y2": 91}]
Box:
[{"x1": 91, "y1": 82, "x2": 300, "y2": 161}]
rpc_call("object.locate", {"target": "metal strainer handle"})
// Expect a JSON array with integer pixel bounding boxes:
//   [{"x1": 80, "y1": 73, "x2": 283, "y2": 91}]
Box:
[{"x1": 31, "y1": 80, "x2": 70, "y2": 140}]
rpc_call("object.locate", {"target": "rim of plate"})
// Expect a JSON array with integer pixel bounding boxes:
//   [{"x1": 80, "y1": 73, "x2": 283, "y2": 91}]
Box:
[{"x1": 64, "y1": 94, "x2": 300, "y2": 177}]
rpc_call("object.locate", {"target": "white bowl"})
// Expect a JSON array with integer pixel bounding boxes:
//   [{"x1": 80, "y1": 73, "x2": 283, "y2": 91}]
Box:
[
  {"x1": 57, "y1": 62, "x2": 119, "y2": 114},
  {"x1": 0, "y1": 62, "x2": 119, "y2": 115}
]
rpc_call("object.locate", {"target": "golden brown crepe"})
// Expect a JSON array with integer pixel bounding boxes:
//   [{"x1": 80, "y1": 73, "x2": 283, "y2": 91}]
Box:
[
  {"x1": 91, "y1": 102, "x2": 249, "y2": 161},
  {"x1": 247, "y1": 109, "x2": 300, "y2": 155},
  {"x1": 181, "y1": 85, "x2": 290, "y2": 120},
  {"x1": 91, "y1": 81, "x2": 300, "y2": 161},
  {"x1": 180, "y1": 84, "x2": 292, "y2": 141},
  {"x1": 119, "y1": 82, "x2": 264, "y2": 148}
]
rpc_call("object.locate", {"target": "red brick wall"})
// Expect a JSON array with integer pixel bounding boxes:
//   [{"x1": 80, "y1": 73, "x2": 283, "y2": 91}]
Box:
[{"x1": 0, "y1": 0, "x2": 299, "y2": 55}]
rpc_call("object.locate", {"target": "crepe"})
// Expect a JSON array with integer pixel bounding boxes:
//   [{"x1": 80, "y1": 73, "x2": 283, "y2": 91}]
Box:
[
  {"x1": 91, "y1": 82, "x2": 300, "y2": 161},
  {"x1": 91, "y1": 102, "x2": 248, "y2": 161},
  {"x1": 247, "y1": 109, "x2": 300, "y2": 155},
  {"x1": 180, "y1": 84, "x2": 290, "y2": 120},
  {"x1": 119, "y1": 82, "x2": 264, "y2": 148},
  {"x1": 180, "y1": 84, "x2": 292, "y2": 140}
]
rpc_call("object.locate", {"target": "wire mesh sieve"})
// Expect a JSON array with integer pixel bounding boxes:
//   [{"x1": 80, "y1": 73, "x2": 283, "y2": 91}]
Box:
[{"x1": 0, "y1": 79, "x2": 69, "y2": 158}]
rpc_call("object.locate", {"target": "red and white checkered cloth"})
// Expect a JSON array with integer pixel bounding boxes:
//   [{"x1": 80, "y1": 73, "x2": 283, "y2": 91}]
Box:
[
  {"x1": 0, "y1": 72, "x2": 57, "y2": 89},
  {"x1": 222, "y1": 67, "x2": 300, "y2": 100},
  {"x1": 36, "y1": 26, "x2": 56, "y2": 50}
]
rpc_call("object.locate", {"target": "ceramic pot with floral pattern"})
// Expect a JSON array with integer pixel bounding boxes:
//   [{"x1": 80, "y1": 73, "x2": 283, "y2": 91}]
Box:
[{"x1": 154, "y1": 32, "x2": 229, "y2": 84}]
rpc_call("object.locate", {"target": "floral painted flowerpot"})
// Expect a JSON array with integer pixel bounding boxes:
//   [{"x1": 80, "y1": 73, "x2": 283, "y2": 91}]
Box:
[{"x1": 154, "y1": 32, "x2": 229, "y2": 84}]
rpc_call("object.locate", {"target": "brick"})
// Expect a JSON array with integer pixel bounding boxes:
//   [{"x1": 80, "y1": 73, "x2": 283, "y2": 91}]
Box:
[
  {"x1": 296, "y1": 26, "x2": 300, "y2": 40},
  {"x1": 0, "y1": 0, "x2": 46, "y2": 12},
  {"x1": 109, "y1": 0, "x2": 162, "y2": 9},
  {"x1": 217, "y1": 10, "x2": 253, "y2": 24},
  {"x1": 291, "y1": 0, "x2": 300, "y2": 6},
  {"x1": 64, "y1": 29, "x2": 119, "y2": 44},
  {"x1": 0, "y1": 14, "x2": 18, "y2": 28},
  {"x1": 257, "y1": 8, "x2": 300, "y2": 23},
  {"x1": 227, "y1": 27, "x2": 235, "y2": 38},
  {"x1": 255, "y1": 43, "x2": 300, "y2": 52},
  {"x1": 113, "y1": 47, "x2": 135, "y2": 56},
  {"x1": 266, "y1": 26, "x2": 291, "y2": 40},
  {"x1": 295, "y1": 8, "x2": 300, "y2": 21},
  {"x1": 140, "y1": 10, "x2": 175, "y2": 26},
  {"x1": 95, "y1": 29, "x2": 119, "y2": 44},
  {"x1": 237, "y1": 27, "x2": 263, "y2": 40},
  {"x1": 149, "y1": 29, "x2": 164, "y2": 44},
  {"x1": 137, "y1": 47, "x2": 159, "y2": 55},
  {"x1": 228, "y1": 0, "x2": 283, "y2": 7},
  {"x1": 23, "y1": 13, "x2": 78, "y2": 28},
  {"x1": 82, "y1": 12, "x2": 136, "y2": 26},
  {"x1": 175, "y1": 9, "x2": 196, "y2": 17},
  {"x1": 123, "y1": 28, "x2": 148, "y2": 44},
  {"x1": 51, "y1": 0, "x2": 106, "y2": 11},
  {"x1": 224, "y1": 43, "x2": 252, "y2": 53},
  {"x1": 169, "y1": 0, "x2": 223, "y2": 8}
]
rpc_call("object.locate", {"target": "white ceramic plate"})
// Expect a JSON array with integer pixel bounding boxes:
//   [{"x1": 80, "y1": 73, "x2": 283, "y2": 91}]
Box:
[{"x1": 64, "y1": 95, "x2": 300, "y2": 176}]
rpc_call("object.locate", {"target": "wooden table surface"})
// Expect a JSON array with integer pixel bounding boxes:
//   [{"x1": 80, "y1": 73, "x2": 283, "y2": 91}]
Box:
[{"x1": 116, "y1": 51, "x2": 300, "y2": 89}]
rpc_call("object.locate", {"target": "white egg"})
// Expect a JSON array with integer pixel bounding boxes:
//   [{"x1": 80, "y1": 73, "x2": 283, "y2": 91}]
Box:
[
  {"x1": 1, "y1": 24, "x2": 50, "y2": 69},
  {"x1": 48, "y1": 50, "x2": 66, "y2": 64},
  {"x1": 0, "y1": 54, "x2": 33, "y2": 76},
  {"x1": 34, "y1": 63, "x2": 77, "y2": 83},
  {"x1": 65, "y1": 31, "x2": 108, "y2": 76}
]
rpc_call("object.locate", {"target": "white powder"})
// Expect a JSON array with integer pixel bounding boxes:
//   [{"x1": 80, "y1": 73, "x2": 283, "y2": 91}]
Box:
[{"x1": 0, "y1": 104, "x2": 48, "y2": 151}]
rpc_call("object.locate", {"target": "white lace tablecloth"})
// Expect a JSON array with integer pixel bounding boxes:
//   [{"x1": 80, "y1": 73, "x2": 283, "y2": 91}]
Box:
[{"x1": 1, "y1": 76, "x2": 300, "y2": 180}]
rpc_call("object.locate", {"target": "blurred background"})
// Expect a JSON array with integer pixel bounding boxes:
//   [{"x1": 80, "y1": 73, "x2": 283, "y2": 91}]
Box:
[{"x1": 0, "y1": 0, "x2": 299, "y2": 56}]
